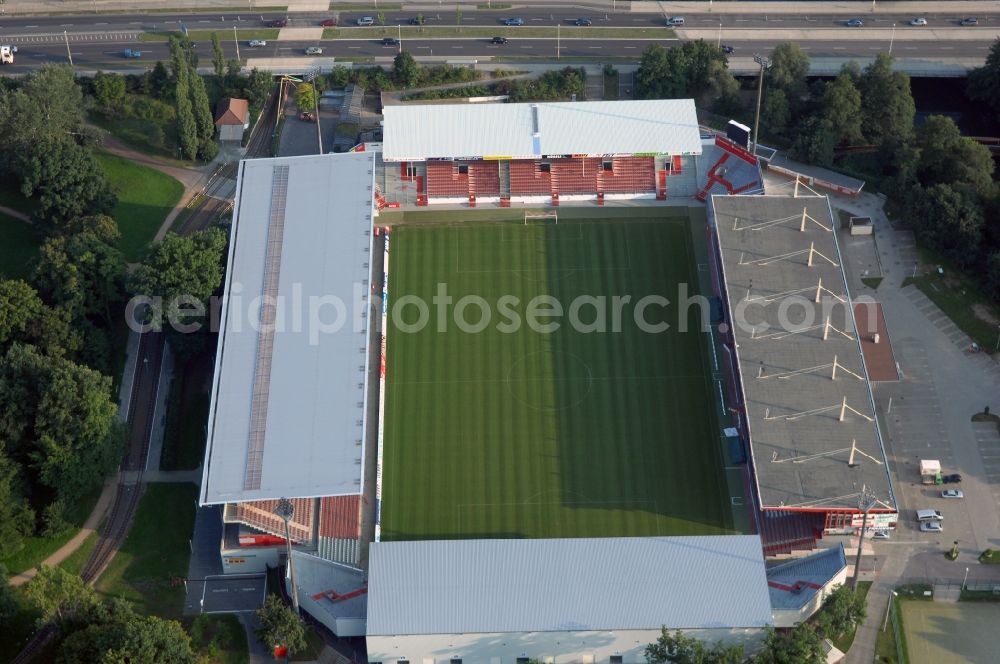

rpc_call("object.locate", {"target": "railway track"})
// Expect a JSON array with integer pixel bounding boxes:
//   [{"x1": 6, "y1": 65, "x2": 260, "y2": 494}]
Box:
[{"x1": 11, "y1": 86, "x2": 282, "y2": 664}]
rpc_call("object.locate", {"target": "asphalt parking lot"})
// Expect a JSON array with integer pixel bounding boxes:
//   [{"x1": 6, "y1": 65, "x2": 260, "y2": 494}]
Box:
[{"x1": 201, "y1": 574, "x2": 267, "y2": 614}]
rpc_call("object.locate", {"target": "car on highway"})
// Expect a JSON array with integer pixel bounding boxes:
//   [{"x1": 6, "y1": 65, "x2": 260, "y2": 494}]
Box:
[
  {"x1": 357, "y1": 16, "x2": 375, "y2": 26},
  {"x1": 574, "y1": 17, "x2": 593, "y2": 26},
  {"x1": 381, "y1": 37, "x2": 400, "y2": 47},
  {"x1": 920, "y1": 521, "x2": 943, "y2": 532},
  {"x1": 269, "y1": 18, "x2": 287, "y2": 28},
  {"x1": 123, "y1": 48, "x2": 141, "y2": 58},
  {"x1": 248, "y1": 39, "x2": 267, "y2": 47},
  {"x1": 504, "y1": 17, "x2": 525, "y2": 26},
  {"x1": 320, "y1": 18, "x2": 337, "y2": 27},
  {"x1": 721, "y1": 44, "x2": 735, "y2": 54},
  {"x1": 941, "y1": 489, "x2": 964, "y2": 498},
  {"x1": 299, "y1": 111, "x2": 315, "y2": 122},
  {"x1": 666, "y1": 16, "x2": 685, "y2": 26},
  {"x1": 305, "y1": 46, "x2": 323, "y2": 55},
  {"x1": 491, "y1": 36, "x2": 509, "y2": 45},
  {"x1": 846, "y1": 18, "x2": 864, "y2": 27},
  {"x1": 910, "y1": 17, "x2": 928, "y2": 26},
  {"x1": 943, "y1": 473, "x2": 962, "y2": 484},
  {"x1": 960, "y1": 17, "x2": 979, "y2": 26}
]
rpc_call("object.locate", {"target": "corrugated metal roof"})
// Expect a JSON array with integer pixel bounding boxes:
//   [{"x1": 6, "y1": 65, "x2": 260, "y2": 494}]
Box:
[
  {"x1": 201, "y1": 152, "x2": 376, "y2": 505},
  {"x1": 367, "y1": 536, "x2": 772, "y2": 635},
  {"x1": 381, "y1": 99, "x2": 702, "y2": 161}
]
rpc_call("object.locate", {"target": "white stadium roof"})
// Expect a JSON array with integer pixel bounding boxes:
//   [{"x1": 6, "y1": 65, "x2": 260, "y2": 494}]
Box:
[
  {"x1": 381, "y1": 99, "x2": 702, "y2": 161},
  {"x1": 367, "y1": 536, "x2": 772, "y2": 636},
  {"x1": 201, "y1": 152, "x2": 376, "y2": 505}
]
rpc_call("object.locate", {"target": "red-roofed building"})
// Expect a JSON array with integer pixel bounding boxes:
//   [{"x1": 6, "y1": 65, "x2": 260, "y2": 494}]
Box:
[{"x1": 215, "y1": 98, "x2": 249, "y2": 141}]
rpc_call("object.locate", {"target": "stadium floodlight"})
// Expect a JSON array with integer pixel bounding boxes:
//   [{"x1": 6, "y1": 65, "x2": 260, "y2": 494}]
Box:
[
  {"x1": 751, "y1": 55, "x2": 772, "y2": 156},
  {"x1": 274, "y1": 498, "x2": 301, "y2": 614},
  {"x1": 852, "y1": 485, "x2": 878, "y2": 590}
]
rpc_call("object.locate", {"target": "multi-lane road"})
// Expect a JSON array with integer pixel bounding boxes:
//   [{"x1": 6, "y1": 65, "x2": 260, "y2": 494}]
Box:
[{"x1": 1, "y1": 8, "x2": 998, "y2": 72}]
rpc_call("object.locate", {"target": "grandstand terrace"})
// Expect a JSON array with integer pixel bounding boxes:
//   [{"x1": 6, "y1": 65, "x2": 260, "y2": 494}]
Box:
[
  {"x1": 201, "y1": 151, "x2": 378, "y2": 569},
  {"x1": 379, "y1": 99, "x2": 704, "y2": 205},
  {"x1": 708, "y1": 195, "x2": 896, "y2": 541}
]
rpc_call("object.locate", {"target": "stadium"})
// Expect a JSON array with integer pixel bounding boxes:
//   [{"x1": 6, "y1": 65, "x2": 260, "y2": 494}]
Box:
[{"x1": 200, "y1": 98, "x2": 895, "y2": 663}]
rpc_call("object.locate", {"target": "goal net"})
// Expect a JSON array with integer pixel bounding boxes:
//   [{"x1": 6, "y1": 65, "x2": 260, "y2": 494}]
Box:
[{"x1": 524, "y1": 210, "x2": 558, "y2": 225}]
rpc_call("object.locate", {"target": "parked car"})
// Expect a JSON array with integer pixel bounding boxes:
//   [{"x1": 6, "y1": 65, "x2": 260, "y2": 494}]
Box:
[
  {"x1": 357, "y1": 16, "x2": 375, "y2": 26},
  {"x1": 666, "y1": 16, "x2": 685, "y2": 26},
  {"x1": 910, "y1": 17, "x2": 928, "y2": 26},
  {"x1": 305, "y1": 46, "x2": 323, "y2": 55},
  {"x1": 871, "y1": 530, "x2": 891, "y2": 540},
  {"x1": 320, "y1": 18, "x2": 338, "y2": 27},
  {"x1": 491, "y1": 36, "x2": 509, "y2": 45},
  {"x1": 381, "y1": 37, "x2": 400, "y2": 47},
  {"x1": 920, "y1": 521, "x2": 943, "y2": 532},
  {"x1": 943, "y1": 473, "x2": 962, "y2": 484},
  {"x1": 846, "y1": 18, "x2": 864, "y2": 27},
  {"x1": 916, "y1": 509, "x2": 944, "y2": 521},
  {"x1": 123, "y1": 48, "x2": 141, "y2": 58},
  {"x1": 574, "y1": 17, "x2": 592, "y2": 26},
  {"x1": 504, "y1": 17, "x2": 525, "y2": 26},
  {"x1": 299, "y1": 111, "x2": 315, "y2": 122},
  {"x1": 248, "y1": 39, "x2": 267, "y2": 47},
  {"x1": 409, "y1": 16, "x2": 425, "y2": 25},
  {"x1": 941, "y1": 489, "x2": 964, "y2": 499},
  {"x1": 269, "y1": 18, "x2": 287, "y2": 28},
  {"x1": 960, "y1": 17, "x2": 979, "y2": 26},
  {"x1": 721, "y1": 44, "x2": 735, "y2": 54}
]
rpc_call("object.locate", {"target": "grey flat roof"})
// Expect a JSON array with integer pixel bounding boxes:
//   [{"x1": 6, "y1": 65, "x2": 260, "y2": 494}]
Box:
[
  {"x1": 367, "y1": 536, "x2": 772, "y2": 636},
  {"x1": 766, "y1": 153, "x2": 865, "y2": 193},
  {"x1": 711, "y1": 195, "x2": 894, "y2": 511},
  {"x1": 767, "y1": 545, "x2": 847, "y2": 610},
  {"x1": 381, "y1": 99, "x2": 702, "y2": 161},
  {"x1": 201, "y1": 152, "x2": 376, "y2": 505}
]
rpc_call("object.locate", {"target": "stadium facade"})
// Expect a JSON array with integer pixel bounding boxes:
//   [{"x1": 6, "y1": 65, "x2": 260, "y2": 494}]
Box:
[{"x1": 200, "y1": 98, "x2": 894, "y2": 659}]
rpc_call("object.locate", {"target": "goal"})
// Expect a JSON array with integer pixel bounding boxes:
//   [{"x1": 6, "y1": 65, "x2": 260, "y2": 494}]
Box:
[{"x1": 524, "y1": 210, "x2": 558, "y2": 225}]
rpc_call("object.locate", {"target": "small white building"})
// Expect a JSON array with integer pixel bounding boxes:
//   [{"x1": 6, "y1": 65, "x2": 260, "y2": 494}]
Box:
[
  {"x1": 366, "y1": 536, "x2": 773, "y2": 664},
  {"x1": 215, "y1": 97, "x2": 250, "y2": 142}
]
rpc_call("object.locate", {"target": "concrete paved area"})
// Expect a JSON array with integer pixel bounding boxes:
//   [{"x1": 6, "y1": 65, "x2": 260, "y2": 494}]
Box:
[
  {"x1": 201, "y1": 574, "x2": 268, "y2": 613},
  {"x1": 184, "y1": 504, "x2": 225, "y2": 616},
  {"x1": 901, "y1": 601, "x2": 1000, "y2": 664}
]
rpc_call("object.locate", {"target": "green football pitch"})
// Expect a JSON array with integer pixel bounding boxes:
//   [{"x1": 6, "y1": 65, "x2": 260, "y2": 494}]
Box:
[{"x1": 380, "y1": 216, "x2": 735, "y2": 540}]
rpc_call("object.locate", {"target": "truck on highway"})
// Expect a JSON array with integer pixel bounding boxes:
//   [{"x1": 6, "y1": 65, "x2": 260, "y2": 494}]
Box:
[{"x1": 0, "y1": 46, "x2": 14, "y2": 65}]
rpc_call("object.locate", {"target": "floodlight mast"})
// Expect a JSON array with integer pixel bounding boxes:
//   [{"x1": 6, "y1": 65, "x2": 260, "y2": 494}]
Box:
[
  {"x1": 274, "y1": 498, "x2": 300, "y2": 614},
  {"x1": 852, "y1": 485, "x2": 878, "y2": 590},
  {"x1": 752, "y1": 54, "x2": 771, "y2": 156}
]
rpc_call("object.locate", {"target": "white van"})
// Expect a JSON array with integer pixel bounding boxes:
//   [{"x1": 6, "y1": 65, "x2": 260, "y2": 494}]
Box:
[
  {"x1": 916, "y1": 509, "x2": 943, "y2": 522},
  {"x1": 357, "y1": 16, "x2": 375, "y2": 26},
  {"x1": 667, "y1": 16, "x2": 685, "y2": 26}
]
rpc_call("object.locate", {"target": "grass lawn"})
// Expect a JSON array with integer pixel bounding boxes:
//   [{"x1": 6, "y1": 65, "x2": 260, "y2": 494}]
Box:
[
  {"x1": 830, "y1": 581, "x2": 871, "y2": 654},
  {"x1": 861, "y1": 276, "x2": 884, "y2": 290},
  {"x1": 0, "y1": 213, "x2": 43, "y2": 280},
  {"x1": 189, "y1": 614, "x2": 249, "y2": 664},
  {"x1": 161, "y1": 354, "x2": 213, "y2": 470},
  {"x1": 142, "y1": 29, "x2": 279, "y2": 42},
  {"x1": 95, "y1": 483, "x2": 197, "y2": 619},
  {"x1": 90, "y1": 111, "x2": 186, "y2": 165},
  {"x1": 59, "y1": 531, "x2": 99, "y2": 577},
  {"x1": 1, "y1": 484, "x2": 104, "y2": 576},
  {"x1": 901, "y1": 599, "x2": 1000, "y2": 663},
  {"x1": 97, "y1": 152, "x2": 185, "y2": 261},
  {"x1": 381, "y1": 217, "x2": 734, "y2": 540},
  {"x1": 322, "y1": 26, "x2": 675, "y2": 39},
  {"x1": 902, "y1": 269, "x2": 1000, "y2": 353}
]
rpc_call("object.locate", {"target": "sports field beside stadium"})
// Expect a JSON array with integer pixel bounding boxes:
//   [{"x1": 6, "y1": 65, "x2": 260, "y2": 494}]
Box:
[{"x1": 380, "y1": 215, "x2": 735, "y2": 540}]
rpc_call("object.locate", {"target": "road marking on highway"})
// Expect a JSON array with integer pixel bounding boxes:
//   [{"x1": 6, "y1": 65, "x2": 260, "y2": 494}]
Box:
[
  {"x1": 588, "y1": 45, "x2": 602, "y2": 48},
  {"x1": 60, "y1": 24, "x2": 72, "y2": 27},
  {"x1": 199, "y1": 20, "x2": 210, "y2": 23},
  {"x1": 348, "y1": 45, "x2": 360, "y2": 49},
  {"x1": 96, "y1": 22, "x2": 107, "y2": 25},
  {"x1": 624, "y1": 46, "x2": 637, "y2": 49}
]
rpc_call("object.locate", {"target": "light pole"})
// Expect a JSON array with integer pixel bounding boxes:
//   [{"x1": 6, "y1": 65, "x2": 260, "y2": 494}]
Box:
[
  {"x1": 274, "y1": 498, "x2": 300, "y2": 614},
  {"x1": 234, "y1": 26, "x2": 240, "y2": 61},
  {"x1": 888, "y1": 23, "x2": 896, "y2": 55},
  {"x1": 717, "y1": 22, "x2": 722, "y2": 48},
  {"x1": 852, "y1": 485, "x2": 877, "y2": 591},
  {"x1": 994, "y1": 325, "x2": 999, "y2": 352},
  {"x1": 963, "y1": 566, "x2": 970, "y2": 590},
  {"x1": 398, "y1": 23, "x2": 402, "y2": 53},
  {"x1": 557, "y1": 23, "x2": 560, "y2": 59},
  {"x1": 63, "y1": 30, "x2": 73, "y2": 66},
  {"x1": 882, "y1": 591, "x2": 898, "y2": 631},
  {"x1": 751, "y1": 54, "x2": 771, "y2": 156}
]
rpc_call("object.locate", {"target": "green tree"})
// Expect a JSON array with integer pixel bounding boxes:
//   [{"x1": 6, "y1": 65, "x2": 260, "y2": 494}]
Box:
[
  {"x1": 16, "y1": 136, "x2": 117, "y2": 227},
  {"x1": 295, "y1": 82, "x2": 318, "y2": 112},
  {"x1": 378, "y1": 10, "x2": 386, "y2": 26},
  {"x1": 0, "y1": 65, "x2": 85, "y2": 152},
  {"x1": 913, "y1": 115, "x2": 995, "y2": 197},
  {"x1": 858, "y1": 53, "x2": 915, "y2": 146},
  {"x1": 820, "y1": 73, "x2": 864, "y2": 145},
  {"x1": 645, "y1": 627, "x2": 746, "y2": 663},
  {"x1": 254, "y1": 595, "x2": 307, "y2": 655},
  {"x1": 0, "y1": 344, "x2": 121, "y2": 504},
  {"x1": 91, "y1": 72, "x2": 127, "y2": 118},
  {"x1": 789, "y1": 115, "x2": 837, "y2": 167},
  {"x1": 245, "y1": 68, "x2": 275, "y2": 108},
  {"x1": 768, "y1": 42, "x2": 810, "y2": 104},
  {"x1": 0, "y1": 279, "x2": 44, "y2": 347},
  {"x1": 704, "y1": 58, "x2": 741, "y2": 113},
  {"x1": 211, "y1": 32, "x2": 226, "y2": 78},
  {"x1": 967, "y1": 39, "x2": 1000, "y2": 123},
  {"x1": 760, "y1": 89, "x2": 791, "y2": 138},
  {"x1": 188, "y1": 68, "x2": 215, "y2": 144},
  {"x1": 635, "y1": 44, "x2": 682, "y2": 99},
  {"x1": 58, "y1": 599, "x2": 197, "y2": 664},
  {"x1": 0, "y1": 453, "x2": 35, "y2": 560},
  {"x1": 170, "y1": 38, "x2": 199, "y2": 160},
  {"x1": 751, "y1": 625, "x2": 824, "y2": 664},
  {"x1": 148, "y1": 61, "x2": 172, "y2": 99},
  {"x1": 815, "y1": 584, "x2": 867, "y2": 640},
  {"x1": 23, "y1": 566, "x2": 97, "y2": 625},
  {"x1": 392, "y1": 51, "x2": 421, "y2": 88},
  {"x1": 985, "y1": 251, "x2": 1000, "y2": 300},
  {"x1": 0, "y1": 563, "x2": 19, "y2": 627},
  {"x1": 907, "y1": 183, "x2": 985, "y2": 269}
]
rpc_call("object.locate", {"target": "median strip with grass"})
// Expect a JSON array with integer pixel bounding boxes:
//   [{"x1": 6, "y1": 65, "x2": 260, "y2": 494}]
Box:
[
  {"x1": 323, "y1": 26, "x2": 674, "y2": 40},
  {"x1": 143, "y1": 29, "x2": 279, "y2": 42}
]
